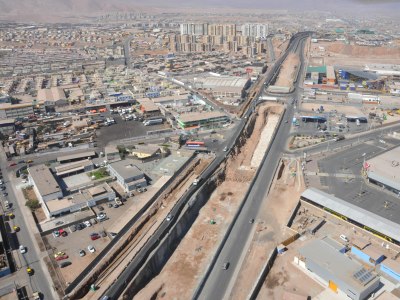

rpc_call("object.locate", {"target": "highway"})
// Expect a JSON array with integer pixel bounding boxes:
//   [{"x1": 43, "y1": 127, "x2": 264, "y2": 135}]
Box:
[
  {"x1": 0, "y1": 149, "x2": 55, "y2": 299},
  {"x1": 195, "y1": 35, "x2": 309, "y2": 300},
  {"x1": 99, "y1": 33, "x2": 311, "y2": 300}
]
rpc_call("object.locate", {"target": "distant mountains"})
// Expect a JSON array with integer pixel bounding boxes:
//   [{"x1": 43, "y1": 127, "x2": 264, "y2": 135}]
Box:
[{"x1": 0, "y1": 0, "x2": 398, "y2": 22}]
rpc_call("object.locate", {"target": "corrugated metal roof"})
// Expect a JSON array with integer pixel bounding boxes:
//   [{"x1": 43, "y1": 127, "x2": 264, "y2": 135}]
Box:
[
  {"x1": 299, "y1": 237, "x2": 378, "y2": 292},
  {"x1": 368, "y1": 171, "x2": 400, "y2": 192},
  {"x1": 301, "y1": 188, "x2": 400, "y2": 242}
]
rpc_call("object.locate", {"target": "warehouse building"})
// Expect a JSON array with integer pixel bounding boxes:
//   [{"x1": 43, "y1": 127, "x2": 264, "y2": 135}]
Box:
[
  {"x1": 107, "y1": 159, "x2": 147, "y2": 192},
  {"x1": 364, "y1": 147, "x2": 400, "y2": 195},
  {"x1": 177, "y1": 111, "x2": 229, "y2": 129},
  {"x1": 54, "y1": 159, "x2": 94, "y2": 177},
  {"x1": 57, "y1": 151, "x2": 96, "y2": 164},
  {"x1": 297, "y1": 237, "x2": 380, "y2": 300},
  {"x1": 45, "y1": 183, "x2": 115, "y2": 218},
  {"x1": 193, "y1": 76, "x2": 250, "y2": 99},
  {"x1": 28, "y1": 164, "x2": 63, "y2": 202}
]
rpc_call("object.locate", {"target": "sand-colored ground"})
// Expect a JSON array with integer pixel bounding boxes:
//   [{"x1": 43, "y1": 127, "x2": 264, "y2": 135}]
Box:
[
  {"x1": 301, "y1": 103, "x2": 364, "y2": 115},
  {"x1": 230, "y1": 159, "x2": 306, "y2": 300},
  {"x1": 275, "y1": 53, "x2": 300, "y2": 87},
  {"x1": 135, "y1": 103, "x2": 284, "y2": 299},
  {"x1": 311, "y1": 41, "x2": 400, "y2": 66}
]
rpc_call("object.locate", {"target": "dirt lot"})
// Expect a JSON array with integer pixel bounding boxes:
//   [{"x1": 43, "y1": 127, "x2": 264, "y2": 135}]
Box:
[
  {"x1": 310, "y1": 41, "x2": 400, "y2": 67},
  {"x1": 275, "y1": 53, "x2": 300, "y2": 88},
  {"x1": 301, "y1": 103, "x2": 364, "y2": 116},
  {"x1": 230, "y1": 158, "x2": 305, "y2": 300},
  {"x1": 135, "y1": 103, "x2": 284, "y2": 299}
]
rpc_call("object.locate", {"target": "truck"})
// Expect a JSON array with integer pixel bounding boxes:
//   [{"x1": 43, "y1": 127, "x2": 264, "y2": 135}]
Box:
[{"x1": 143, "y1": 118, "x2": 163, "y2": 126}]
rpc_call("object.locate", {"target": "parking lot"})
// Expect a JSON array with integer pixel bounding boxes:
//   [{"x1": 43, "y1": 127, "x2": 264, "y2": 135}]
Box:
[
  {"x1": 95, "y1": 114, "x2": 170, "y2": 149},
  {"x1": 43, "y1": 196, "x2": 144, "y2": 283}
]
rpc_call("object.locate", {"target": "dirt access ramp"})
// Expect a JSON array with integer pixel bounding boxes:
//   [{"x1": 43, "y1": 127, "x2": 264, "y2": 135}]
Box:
[
  {"x1": 274, "y1": 52, "x2": 300, "y2": 88},
  {"x1": 134, "y1": 103, "x2": 284, "y2": 300}
]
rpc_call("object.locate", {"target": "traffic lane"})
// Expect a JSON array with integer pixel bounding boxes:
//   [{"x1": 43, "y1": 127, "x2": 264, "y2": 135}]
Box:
[
  {"x1": 199, "y1": 109, "x2": 291, "y2": 298},
  {"x1": 199, "y1": 126, "x2": 284, "y2": 300}
]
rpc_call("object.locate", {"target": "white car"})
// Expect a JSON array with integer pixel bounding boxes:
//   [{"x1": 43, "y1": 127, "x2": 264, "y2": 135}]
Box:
[
  {"x1": 88, "y1": 245, "x2": 95, "y2": 253},
  {"x1": 340, "y1": 234, "x2": 349, "y2": 243},
  {"x1": 84, "y1": 221, "x2": 92, "y2": 227},
  {"x1": 19, "y1": 245, "x2": 26, "y2": 254}
]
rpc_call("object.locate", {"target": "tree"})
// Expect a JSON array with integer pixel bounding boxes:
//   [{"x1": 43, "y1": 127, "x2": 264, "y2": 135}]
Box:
[{"x1": 26, "y1": 199, "x2": 41, "y2": 211}]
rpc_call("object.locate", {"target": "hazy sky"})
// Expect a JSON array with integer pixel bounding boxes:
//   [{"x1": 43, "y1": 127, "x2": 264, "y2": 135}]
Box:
[{"x1": 0, "y1": 0, "x2": 399, "y2": 20}]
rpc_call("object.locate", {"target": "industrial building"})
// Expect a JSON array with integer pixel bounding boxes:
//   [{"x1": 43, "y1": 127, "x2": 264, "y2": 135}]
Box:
[
  {"x1": 177, "y1": 111, "x2": 229, "y2": 129},
  {"x1": 0, "y1": 118, "x2": 15, "y2": 135},
  {"x1": 193, "y1": 76, "x2": 250, "y2": 99},
  {"x1": 364, "y1": 146, "x2": 400, "y2": 195},
  {"x1": 45, "y1": 183, "x2": 115, "y2": 217},
  {"x1": 137, "y1": 97, "x2": 161, "y2": 117},
  {"x1": 301, "y1": 188, "x2": 400, "y2": 245},
  {"x1": 54, "y1": 159, "x2": 94, "y2": 177},
  {"x1": 107, "y1": 159, "x2": 147, "y2": 192},
  {"x1": 57, "y1": 151, "x2": 97, "y2": 164},
  {"x1": 28, "y1": 164, "x2": 63, "y2": 202},
  {"x1": 297, "y1": 237, "x2": 380, "y2": 300}
]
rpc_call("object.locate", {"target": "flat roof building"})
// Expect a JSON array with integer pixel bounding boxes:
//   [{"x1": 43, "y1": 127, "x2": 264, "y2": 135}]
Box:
[
  {"x1": 177, "y1": 111, "x2": 229, "y2": 129},
  {"x1": 107, "y1": 159, "x2": 147, "y2": 192},
  {"x1": 0, "y1": 118, "x2": 15, "y2": 135},
  {"x1": 137, "y1": 98, "x2": 161, "y2": 116},
  {"x1": 45, "y1": 183, "x2": 115, "y2": 217},
  {"x1": 28, "y1": 164, "x2": 63, "y2": 202},
  {"x1": 365, "y1": 146, "x2": 400, "y2": 195},
  {"x1": 54, "y1": 159, "x2": 94, "y2": 177},
  {"x1": 301, "y1": 188, "x2": 400, "y2": 245},
  {"x1": 298, "y1": 237, "x2": 380, "y2": 300},
  {"x1": 57, "y1": 151, "x2": 96, "y2": 164}
]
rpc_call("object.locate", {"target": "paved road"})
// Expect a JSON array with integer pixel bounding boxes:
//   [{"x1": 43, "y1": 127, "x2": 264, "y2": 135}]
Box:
[
  {"x1": 0, "y1": 149, "x2": 56, "y2": 299},
  {"x1": 196, "y1": 34, "x2": 309, "y2": 300}
]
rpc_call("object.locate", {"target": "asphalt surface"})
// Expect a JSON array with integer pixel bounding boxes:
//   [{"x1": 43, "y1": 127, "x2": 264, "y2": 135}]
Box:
[
  {"x1": 196, "y1": 34, "x2": 309, "y2": 300},
  {"x1": 309, "y1": 133, "x2": 400, "y2": 225},
  {"x1": 0, "y1": 150, "x2": 55, "y2": 299}
]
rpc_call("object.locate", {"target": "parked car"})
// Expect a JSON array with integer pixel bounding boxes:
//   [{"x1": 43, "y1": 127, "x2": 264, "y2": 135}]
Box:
[
  {"x1": 90, "y1": 218, "x2": 97, "y2": 225},
  {"x1": 97, "y1": 213, "x2": 107, "y2": 221},
  {"x1": 76, "y1": 223, "x2": 85, "y2": 230},
  {"x1": 222, "y1": 262, "x2": 230, "y2": 270},
  {"x1": 3, "y1": 192, "x2": 8, "y2": 197},
  {"x1": 83, "y1": 221, "x2": 92, "y2": 227},
  {"x1": 90, "y1": 233, "x2": 100, "y2": 241},
  {"x1": 88, "y1": 245, "x2": 96, "y2": 253},
  {"x1": 19, "y1": 245, "x2": 26, "y2": 254},
  {"x1": 27, "y1": 267, "x2": 34, "y2": 275},
  {"x1": 54, "y1": 251, "x2": 66, "y2": 258},
  {"x1": 97, "y1": 205, "x2": 104, "y2": 211},
  {"x1": 99, "y1": 230, "x2": 107, "y2": 237},
  {"x1": 69, "y1": 225, "x2": 77, "y2": 232},
  {"x1": 59, "y1": 261, "x2": 72, "y2": 268},
  {"x1": 79, "y1": 249, "x2": 86, "y2": 257},
  {"x1": 18, "y1": 160, "x2": 25, "y2": 164},
  {"x1": 340, "y1": 234, "x2": 349, "y2": 243},
  {"x1": 8, "y1": 163, "x2": 17, "y2": 167},
  {"x1": 55, "y1": 255, "x2": 69, "y2": 261}
]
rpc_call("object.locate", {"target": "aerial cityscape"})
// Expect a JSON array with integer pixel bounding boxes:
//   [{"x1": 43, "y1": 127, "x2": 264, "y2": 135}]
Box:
[{"x1": 0, "y1": 1, "x2": 400, "y2": 300}]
